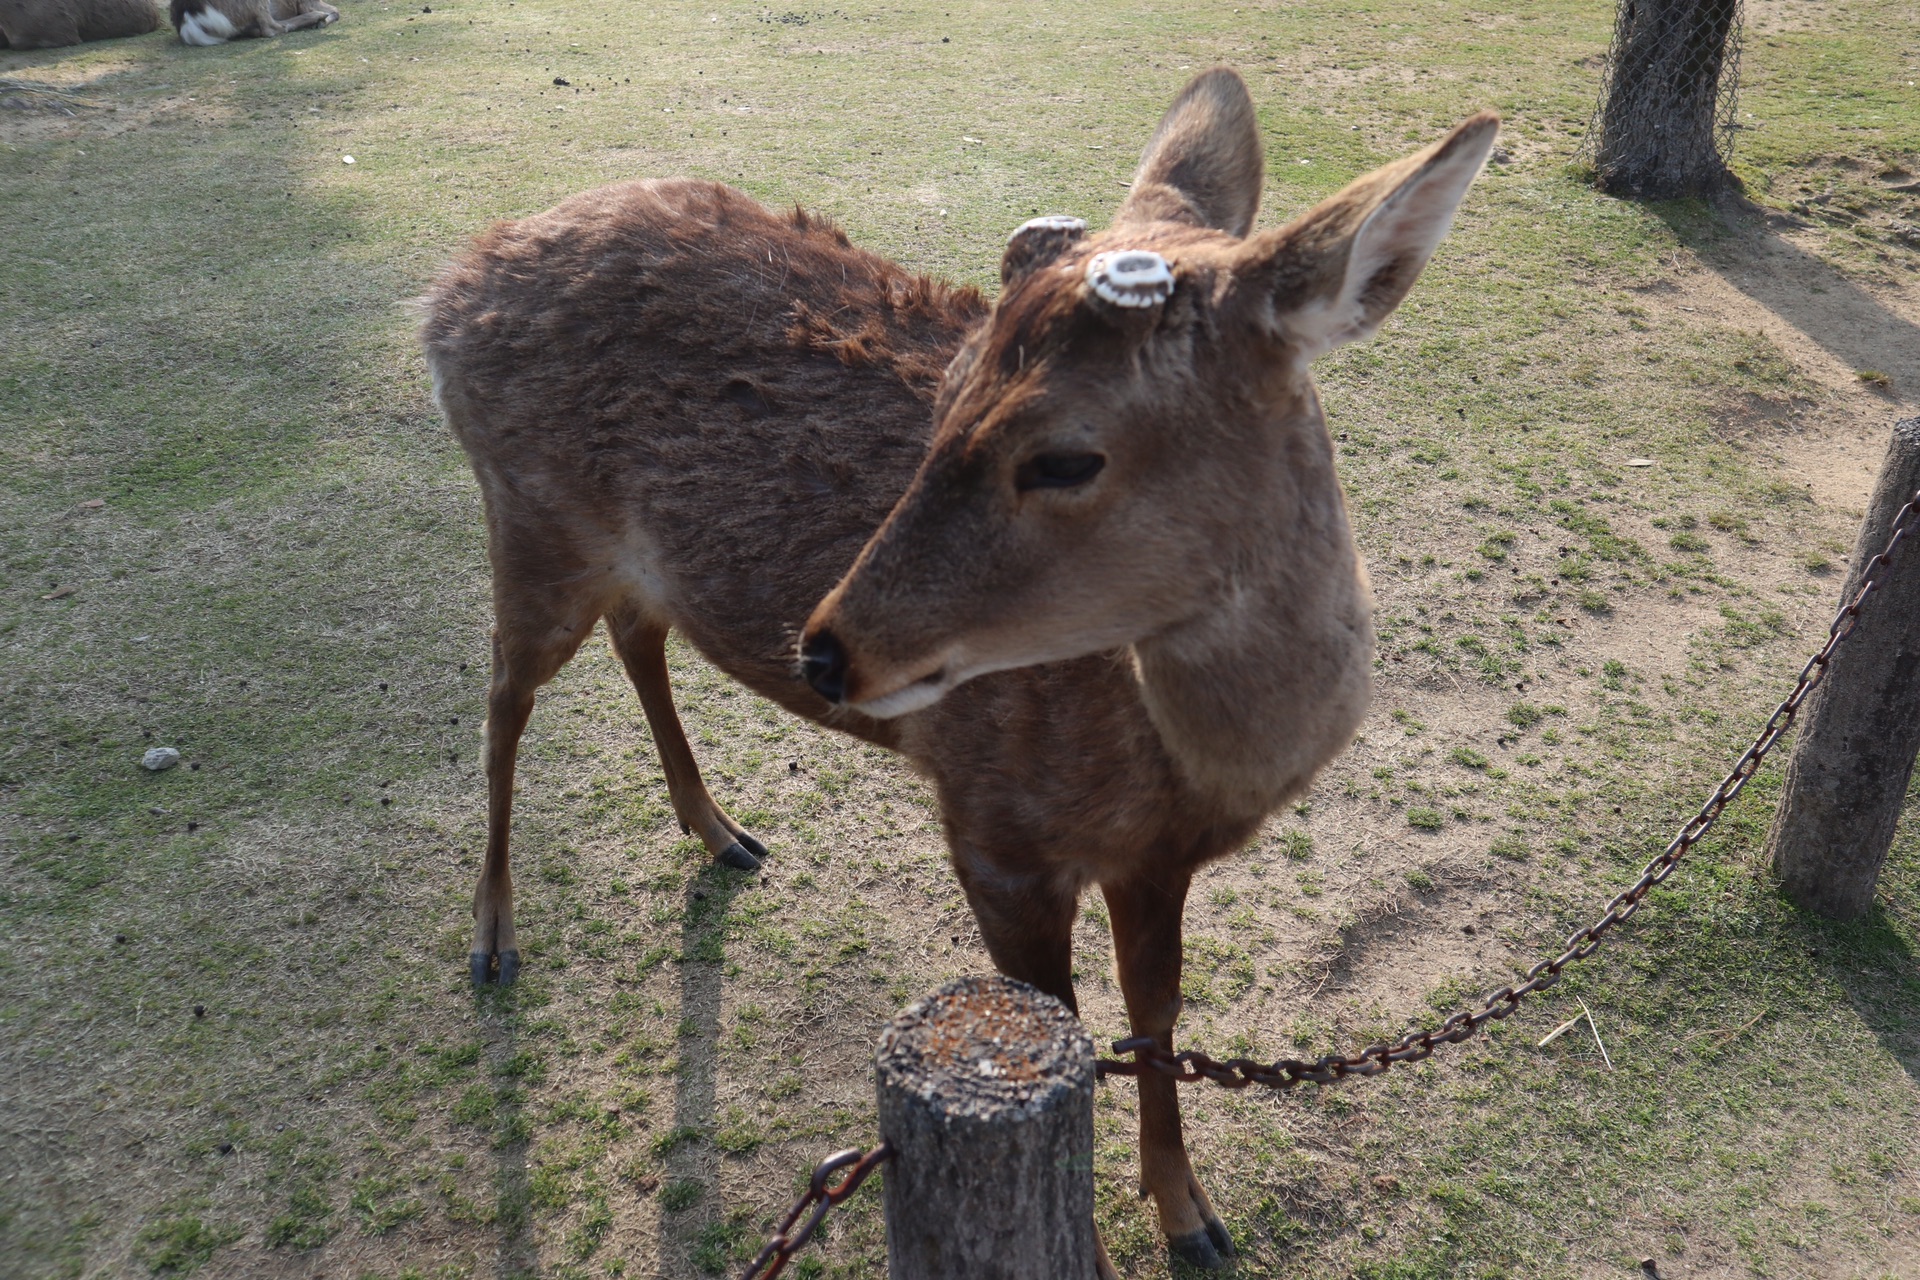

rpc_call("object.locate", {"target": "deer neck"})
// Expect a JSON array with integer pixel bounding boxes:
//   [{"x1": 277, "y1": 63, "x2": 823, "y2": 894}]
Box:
[{"x1": 1129, "y1": 493, "x2": 1373, "y2": 821}]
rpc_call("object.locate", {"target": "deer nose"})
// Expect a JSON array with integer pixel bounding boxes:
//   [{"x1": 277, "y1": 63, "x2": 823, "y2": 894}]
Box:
[{"x1": 801, "y1": 630, "x2": 848, "y2": 704}]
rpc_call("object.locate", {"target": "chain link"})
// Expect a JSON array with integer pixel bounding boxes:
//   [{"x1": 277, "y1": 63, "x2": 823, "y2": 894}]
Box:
[
  {"x1": 740, "y1": 1141, "x2": 894, "y2": 1280},
  {"x1": 1099, "y1": 485, "x2": 1920, "y2": 1092}
]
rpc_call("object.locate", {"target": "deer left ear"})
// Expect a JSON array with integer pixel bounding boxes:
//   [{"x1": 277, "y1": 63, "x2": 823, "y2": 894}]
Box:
[{"x1": 1236, "y1": 111, "x2": 1499, "y2": 360}]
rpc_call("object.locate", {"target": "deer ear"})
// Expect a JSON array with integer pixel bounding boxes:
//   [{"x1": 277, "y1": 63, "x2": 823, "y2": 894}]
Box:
[
  {"x1": 1114, "y1": 67, "x2": 1264, "y2": 237},
  {"x1": 1235, "y1": 111, "x2": 1499, "y2": 360},
  {"x1": 1001, "y1": 216, "x2": 1086, "y2": 289}
]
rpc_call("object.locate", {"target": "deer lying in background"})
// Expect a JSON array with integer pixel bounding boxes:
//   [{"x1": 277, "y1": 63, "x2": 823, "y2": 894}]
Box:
[
  {"x1": 168, "y1": 0, "x2": 333, "y2": 45},
  {"x1": 422, "y1": 68, "x2": 1496, "y2": 1270},
  {"x1": 0, "y1": 0, "x2": 158, "y2": 48}
]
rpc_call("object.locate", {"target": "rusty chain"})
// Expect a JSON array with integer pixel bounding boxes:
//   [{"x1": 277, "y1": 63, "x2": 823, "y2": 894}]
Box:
[
  {"x1": 1098, "y1": 483, "x2": 1920, "y2": 1092},
  {"x1": 739, "y1": 1141, "x2": 894, "y2": 1280}
]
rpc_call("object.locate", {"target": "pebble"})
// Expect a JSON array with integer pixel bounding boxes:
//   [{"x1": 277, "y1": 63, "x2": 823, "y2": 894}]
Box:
[{"x1": 141, "y1": 747, "x2": 182, "y2": 772}]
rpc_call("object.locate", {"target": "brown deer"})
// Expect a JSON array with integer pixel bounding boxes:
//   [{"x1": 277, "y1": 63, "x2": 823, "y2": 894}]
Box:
[
  {"x1": 0, "y1": 0, "x2": 158, "y2": 48},
  {"x1": 168, "y1": 0, "x2": 334, "y2": 45},
  {"x1": 422, "y1": 68, "x2": 1496, "y2": 1270}
]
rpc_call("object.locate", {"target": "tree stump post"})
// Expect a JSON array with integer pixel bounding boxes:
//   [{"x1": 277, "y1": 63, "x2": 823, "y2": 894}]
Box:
[
  {"x1": 875, "y1": 975, "x2": 1098, "y2": 1280},
  {"x1": 1767, "y1": 417, "x2": 1920, "y2": 919}
]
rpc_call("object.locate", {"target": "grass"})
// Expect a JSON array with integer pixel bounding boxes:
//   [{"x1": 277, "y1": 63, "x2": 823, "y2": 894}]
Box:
[{"x1": 2, "y1": 0, "x2": 1918, "y2": 1278}]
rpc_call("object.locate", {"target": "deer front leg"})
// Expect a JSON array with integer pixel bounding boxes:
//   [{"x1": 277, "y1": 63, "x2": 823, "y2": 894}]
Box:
[
  {"x1": 1103, "y1": 872, "x2": 1234, "y2": 1269},
  {"x1": 951, "y1": 844, "x2": 1119, "y2": 1280}
]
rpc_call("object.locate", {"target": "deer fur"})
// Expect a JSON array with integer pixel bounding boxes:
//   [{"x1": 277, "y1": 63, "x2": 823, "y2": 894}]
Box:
[
  {"x1": 0, "y1": 0, "x2": 158, "y2": 48},
  {"x1": 421, "y1": 68, "x2": 1496, "y2": 1270},
  {"x1": 168, "y1": 0, "x2": 334, "y2": 45}
]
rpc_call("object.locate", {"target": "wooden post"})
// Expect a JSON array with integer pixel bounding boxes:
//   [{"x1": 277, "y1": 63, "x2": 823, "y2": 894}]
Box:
[
  {"x1": 875, "y1": 975, "x2": 1098, "y2": 1280},
  {"x1": 1767, "y1": 417, "x2": 1920, "y2": 919}
]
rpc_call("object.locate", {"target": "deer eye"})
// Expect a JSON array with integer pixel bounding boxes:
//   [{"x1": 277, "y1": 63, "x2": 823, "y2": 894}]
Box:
[{"x1": 1015, "y1": 452, "x2": 1106, "y2": 491}]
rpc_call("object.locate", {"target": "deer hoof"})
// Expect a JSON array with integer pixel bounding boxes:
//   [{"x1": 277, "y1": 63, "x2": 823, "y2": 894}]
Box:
[
  {"x1": 718, "y1": 840, "x2": 762, "y2": 871},
  {"x1": 469, "y1": 949, "x2": 522, "y2": 987},
  {"x1": 1168, "y1": 1216, "x2": 1235, "y2": 1269}
]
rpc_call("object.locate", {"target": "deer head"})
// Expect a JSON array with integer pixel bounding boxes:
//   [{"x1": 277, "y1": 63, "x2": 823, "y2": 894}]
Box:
[{"x1": 802, "y1": 69, "x2": 1497, "y2": 720}]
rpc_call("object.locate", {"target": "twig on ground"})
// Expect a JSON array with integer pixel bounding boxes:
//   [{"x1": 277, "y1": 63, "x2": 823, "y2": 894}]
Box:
[
  {"x1": 1579, "y1": 998, "x2": 1612, "y2": 1071},
  {"x1": 1683, "y1": 1005, "x2": 1768, "y2": 1051},
  {"x1": 1538, "y1": 1010, "x2": 1585, "y2": 1048}
]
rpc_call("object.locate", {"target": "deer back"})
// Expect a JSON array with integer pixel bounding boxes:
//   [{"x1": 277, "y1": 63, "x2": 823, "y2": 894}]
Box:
[{"x1": 421, "y1": 178, "x2": 987, "y2": 722}]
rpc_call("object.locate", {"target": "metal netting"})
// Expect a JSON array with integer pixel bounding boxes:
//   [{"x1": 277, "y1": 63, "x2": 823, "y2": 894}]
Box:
[{"x1": 1586, "y1": 0, "x2": 1745, "y2": 198}]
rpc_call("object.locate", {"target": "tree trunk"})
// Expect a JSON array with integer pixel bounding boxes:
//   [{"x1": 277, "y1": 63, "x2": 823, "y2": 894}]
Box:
[
  {"x1": 1594, "y1": 0, "x2": 1742, "y2": 198},
  {"x1": 1766, "y1": 417, "x2": 1920, "y2": 919},
  {"x1": 875, "y1": 975, "x2": 1098, "y2": 1280}
]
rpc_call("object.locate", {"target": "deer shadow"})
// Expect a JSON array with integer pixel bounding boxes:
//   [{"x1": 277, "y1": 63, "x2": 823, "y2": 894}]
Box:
[
  {"x1": 658, "y1": 861, "x2": 753, "y2": 1278},
  {"x1": 474, "y1": 999, "x2": 538, "y2": 1280}
]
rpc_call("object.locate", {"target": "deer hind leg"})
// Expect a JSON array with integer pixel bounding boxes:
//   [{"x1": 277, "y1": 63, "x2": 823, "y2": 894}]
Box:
[
  {"x1": 1103, "y1": 872, "x2": 1234, "y2": 1269},
  {"x1": 472, "y1": 589, "x2": 599, "y2": 987},
  {"x1": 605, "y1": 612, "x2": 766, "y2": 872},
  {"x1": 277, "y1": 2, "x2": 339, "y2": 32}
]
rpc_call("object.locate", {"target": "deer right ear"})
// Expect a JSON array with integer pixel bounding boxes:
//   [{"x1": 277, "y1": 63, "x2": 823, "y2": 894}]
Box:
[
  {"x1": 1235, "y1": 111, "x2": 1499, "y2": 361},
  {"x1": 1001, "y1": 216, "x2": 1087, "y2": 289},
  {"x1": 1114, "y1": 67, "x2": 1264, "y2": 237}
]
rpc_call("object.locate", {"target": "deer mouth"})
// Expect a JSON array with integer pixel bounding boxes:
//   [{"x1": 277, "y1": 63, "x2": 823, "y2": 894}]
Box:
[{"x1": 850, "y1": 658, "x2": 956, "y2": 719}]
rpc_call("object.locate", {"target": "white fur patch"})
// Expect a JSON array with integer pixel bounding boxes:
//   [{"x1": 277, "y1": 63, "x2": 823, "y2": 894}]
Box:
[
  {"x1": 180, "y1": 8, "x2": 238, "y2": 45},
  {"x1": 1085, "y1": 250, "x2": 1174, "y2": 309},
  {"x1": 852, "y1": 674, "x2": 950, "y2": 720}
]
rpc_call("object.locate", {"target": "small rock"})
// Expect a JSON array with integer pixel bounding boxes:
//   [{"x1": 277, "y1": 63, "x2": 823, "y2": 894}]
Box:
[
  {"x1": 554, "y1": 76, "x2": 570, "y2": 86},
  {"x1": 1371, "y1": 1174, "x2": 1400, "y2": 1192},
  {"x1": 80, "y1": 498, "x2": 105, "y2": 509},
  {"x1": 141, "y1": 747, "x2": 182, "y2": 772},
  {"x1": 1489, "y1": 147, "x2": 1512, "y2": 164}
]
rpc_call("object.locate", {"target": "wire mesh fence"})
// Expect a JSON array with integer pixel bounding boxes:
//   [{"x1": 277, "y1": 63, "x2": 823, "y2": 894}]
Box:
[{"x1": 1587, "y1": 0, "x2": 1745, "y2": 198}]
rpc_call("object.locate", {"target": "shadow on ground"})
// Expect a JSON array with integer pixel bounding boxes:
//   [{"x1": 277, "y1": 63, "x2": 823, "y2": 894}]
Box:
[{"x1": 1654, "y1": 197, "x2": 1920, "y2": 398}]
